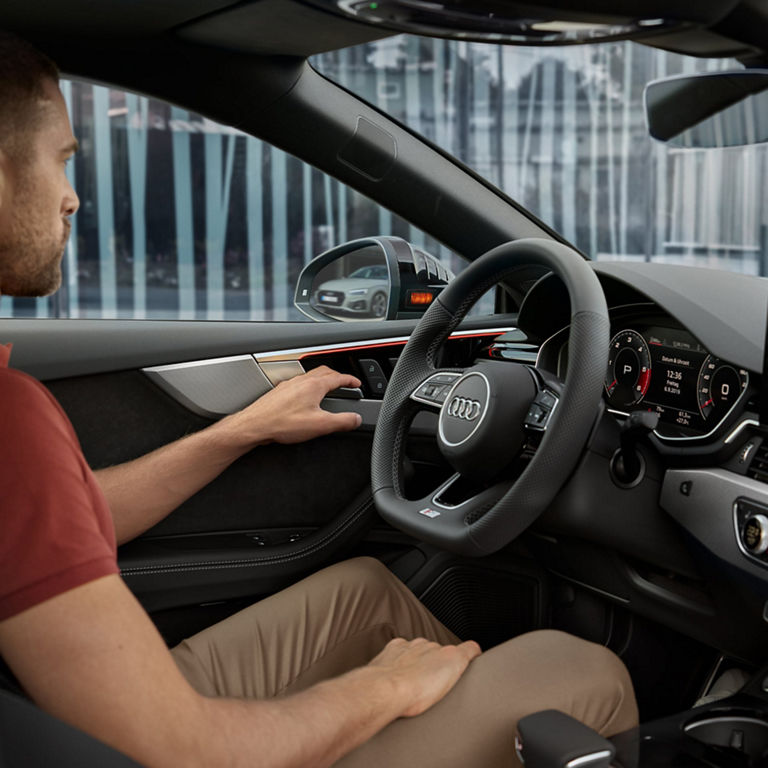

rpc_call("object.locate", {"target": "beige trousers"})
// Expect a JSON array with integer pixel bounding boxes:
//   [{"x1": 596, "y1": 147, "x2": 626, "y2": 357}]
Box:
[{"x1": 171, "y1": 557, "x2": 638, "y2": 767}]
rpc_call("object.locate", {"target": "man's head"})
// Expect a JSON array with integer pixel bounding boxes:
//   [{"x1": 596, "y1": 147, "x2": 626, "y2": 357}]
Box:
[{"x1": 0, "y1": 32, "x2": 79, "y2": 297}]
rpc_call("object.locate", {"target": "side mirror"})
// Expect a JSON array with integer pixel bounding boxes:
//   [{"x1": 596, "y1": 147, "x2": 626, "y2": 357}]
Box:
[
  {"x1": 294, "y1": 236, "x2": 455, "y2": 322},
  {"x1": 644, "y1": 69, "x2": 768, "y2": 148}
]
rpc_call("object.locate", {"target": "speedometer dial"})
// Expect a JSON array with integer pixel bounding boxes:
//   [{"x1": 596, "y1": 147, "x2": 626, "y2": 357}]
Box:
[
  {"x1": 697, "y1": 356, "x2": 748, "y2": 420},
  {"x1": 605, "y1": 330, "x2": 652, "y2": 407}
]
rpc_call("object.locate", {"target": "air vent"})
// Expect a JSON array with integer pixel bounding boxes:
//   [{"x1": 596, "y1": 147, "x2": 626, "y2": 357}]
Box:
[{"x1": 748, "y1": 442, "x2": 768, "y2": 484}]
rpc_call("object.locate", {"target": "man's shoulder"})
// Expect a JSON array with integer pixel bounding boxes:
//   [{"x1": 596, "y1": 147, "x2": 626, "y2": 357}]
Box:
[
  {"x1": 0, "y1": 367, "x2": 72, "y2": 434},
  {"x1": 0, "y1": 365, "x2": 60, "y2": 403},
  {"x1": 0, "y1": 366, "x2": 52, "y2": 397}
]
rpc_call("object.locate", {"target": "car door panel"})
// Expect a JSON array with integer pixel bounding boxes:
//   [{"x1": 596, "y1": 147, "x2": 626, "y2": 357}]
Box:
[
  {"x1": 2, "y1": 318, "x2": 423, "y2": 381},
  {"x1": 117, "y1": 488, "x2": 378, "y2": 612},
  {"x1": 33, "y1": 331, "x2": 382, "y2": 612},
  {"x1": 5, "y1": 317, "x2": 508, "y2": 613}
]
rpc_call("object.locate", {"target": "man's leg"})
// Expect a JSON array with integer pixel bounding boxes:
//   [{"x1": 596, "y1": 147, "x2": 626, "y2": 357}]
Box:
[
  {"x1": 170, "y1": 557, "x2": 458, "y2": 699},
  {"x1": 334, "y1": 628, "x2": 638, "y2": 768},
  {"x1": 170, "y1": 556, "x2": 637, "y2": 767}
]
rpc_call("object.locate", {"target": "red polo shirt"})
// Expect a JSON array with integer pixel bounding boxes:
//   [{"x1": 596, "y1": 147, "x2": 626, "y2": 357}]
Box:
[{"x1": 0, "y1": 344, "x2": 118, "y2": 621}]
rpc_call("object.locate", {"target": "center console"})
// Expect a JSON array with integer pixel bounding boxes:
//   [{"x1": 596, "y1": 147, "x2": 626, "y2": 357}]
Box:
[{"x1": 611, "y1": 668, "x2": 768, "y2": 767}]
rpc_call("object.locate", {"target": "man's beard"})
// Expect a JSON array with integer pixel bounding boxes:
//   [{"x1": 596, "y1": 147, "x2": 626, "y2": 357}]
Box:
[{"x1": 0, "y1": 206, "x2": 69, "y2": 298}]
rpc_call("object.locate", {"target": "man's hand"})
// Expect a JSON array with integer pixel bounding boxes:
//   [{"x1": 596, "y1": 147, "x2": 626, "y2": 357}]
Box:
[
  {"x1": 368, "y1": 637, "x2": 482, "y2": 718},
  {"x1": 218, "y1": 365, "x2": 363, "y2": 449}
]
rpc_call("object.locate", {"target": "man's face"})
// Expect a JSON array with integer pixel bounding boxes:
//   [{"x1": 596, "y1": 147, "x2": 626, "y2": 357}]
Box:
[{"x1": 0, "y1": 78, "x2": 79, "y2": 297}]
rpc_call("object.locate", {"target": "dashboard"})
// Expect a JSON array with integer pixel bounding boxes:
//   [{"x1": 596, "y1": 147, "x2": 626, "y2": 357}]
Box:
[
  {"x1": 515, "y1": 262, "x2": 766, "y2": 447},
  {"x1": 535, "y1": 309, "x2": 752, "y2": 441}
]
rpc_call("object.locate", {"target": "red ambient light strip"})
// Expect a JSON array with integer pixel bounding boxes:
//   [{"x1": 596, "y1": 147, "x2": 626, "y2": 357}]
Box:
[{"x1": 297, "y1": 331, "x2": 506, "y2": 360}]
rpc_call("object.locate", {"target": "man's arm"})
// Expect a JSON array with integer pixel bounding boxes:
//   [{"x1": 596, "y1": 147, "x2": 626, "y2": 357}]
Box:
[
  {"x1": 0, "y1": 575, "x2": 480, "y2": 768},
  {"x1": 95, "y1": 366, "x2": 363, "y2": 544}
]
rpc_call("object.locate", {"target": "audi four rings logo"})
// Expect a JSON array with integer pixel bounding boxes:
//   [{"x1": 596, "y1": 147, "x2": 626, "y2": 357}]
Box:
[{"x1": 447, "y1": 396, "x2": 482, "y2": 421}]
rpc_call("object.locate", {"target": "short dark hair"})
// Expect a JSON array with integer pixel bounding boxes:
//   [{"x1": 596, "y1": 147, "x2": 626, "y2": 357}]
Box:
[{"x1": 0, "y1": 31, "x2": 60, "y2": 157}]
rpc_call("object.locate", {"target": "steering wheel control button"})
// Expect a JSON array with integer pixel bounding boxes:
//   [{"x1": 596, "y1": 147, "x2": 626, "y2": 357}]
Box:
[
  {"x1": 431, "y1": 374, "x2": 459, "y2": 384},
  {"x1": 411, "y1": 372, "x2": 462, "y2": 407},
  {"x1": 680, "y1": 481, "x2": 692, "y2": 496},
  {"x1": 525, "y1": 404, "x2": 546, "y2": 426},
  {"x1": 538, "y1": 391, "x2": 557, "y2": 409},
  {"x1": 525, "y1": 390, "x2": 559, "y2": 432}
]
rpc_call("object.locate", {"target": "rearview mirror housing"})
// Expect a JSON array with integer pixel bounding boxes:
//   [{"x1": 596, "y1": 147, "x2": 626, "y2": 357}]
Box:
[
  {"x1": 294, "y1": 236, "x2": 455, "y2": 322},
  {"x1": 644, "y1": 69, "x2": 768, "y2": 148}
]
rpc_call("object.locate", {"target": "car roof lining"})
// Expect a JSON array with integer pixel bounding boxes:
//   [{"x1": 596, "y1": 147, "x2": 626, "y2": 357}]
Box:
[
  {"x1": 177, "y1": 0, "x2": 395, "y2": 56},
  {"x1": 5, "y1": 0, "x2": 768, "y2": 71},
  {"x1": 0, "y1": 0, "x2": 237, "y2": 39}
]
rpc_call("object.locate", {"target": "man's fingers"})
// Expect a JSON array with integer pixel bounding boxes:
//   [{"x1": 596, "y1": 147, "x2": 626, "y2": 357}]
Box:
[
  {"x1": 324, "y1": 411, "x2": 362, "y2": 432},
  {"x1": 324, "y1": 371, "x2": 362, "y2": 391},
  {"x1": 457, "y1": 640, "x2": 482, "y2": 661},
  {"x1": 306, "y1": 366, "x2": 362, "y2": 391}
]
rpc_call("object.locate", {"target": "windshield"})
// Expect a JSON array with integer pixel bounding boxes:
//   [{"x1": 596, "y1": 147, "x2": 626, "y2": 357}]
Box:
[{"x1": 313, "y1": 38, "x2": 768, "y2": 277}]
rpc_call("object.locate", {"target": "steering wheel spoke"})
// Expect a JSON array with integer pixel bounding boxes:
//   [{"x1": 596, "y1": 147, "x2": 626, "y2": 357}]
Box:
[
  {"x1": 431, "y1": 472, "x2": 512, "y2": 511},
  {"x1": 377, "y1": 473, "x2": 512, "y2": 540}
]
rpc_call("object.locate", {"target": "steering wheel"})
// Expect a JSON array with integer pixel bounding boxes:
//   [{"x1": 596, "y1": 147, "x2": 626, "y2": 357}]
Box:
[{"x1": 371, "y1": 238, "x2": 609, "y2": 557}]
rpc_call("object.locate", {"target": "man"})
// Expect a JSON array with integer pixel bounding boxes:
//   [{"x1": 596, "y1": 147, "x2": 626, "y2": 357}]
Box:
[{"x1": 0, "y1": 31, "x2": 638, "y2": 768}]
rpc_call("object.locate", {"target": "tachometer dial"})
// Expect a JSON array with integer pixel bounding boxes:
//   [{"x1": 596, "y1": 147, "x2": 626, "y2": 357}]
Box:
[
  {"x1": 605, "y1": 330, "x2": 652, "y2": 407},
  {"x1": 697, "y1": 356, "x2": 748, "y2": 419}
]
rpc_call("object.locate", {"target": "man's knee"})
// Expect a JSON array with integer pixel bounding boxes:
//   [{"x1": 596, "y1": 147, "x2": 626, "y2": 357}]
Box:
[
  {"x1": 314, "y1": 557, "x2": 402, "y2": 602},
  {"x1": 477, "y1": 629, "x2": 637, "y2": 736},
  {"x1": 520, "y1": 630, "x2": 637, "y2": 733},
  {"x1": 333, "y1": 556, "x2": 399, "y2": 593},
  {"x1": 520, "y1": 629, "x2": 632, "y2": 687}
]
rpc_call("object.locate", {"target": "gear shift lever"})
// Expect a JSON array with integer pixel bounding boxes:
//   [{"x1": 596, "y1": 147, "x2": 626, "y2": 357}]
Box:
[{"x1": 515, "y1": 710, "x2": 615, "y2": 768}]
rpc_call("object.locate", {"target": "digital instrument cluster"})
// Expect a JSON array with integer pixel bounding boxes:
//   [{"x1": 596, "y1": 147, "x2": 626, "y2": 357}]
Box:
[{"x1": 604, "y1": 326, "x2": 749, "y2": 437}]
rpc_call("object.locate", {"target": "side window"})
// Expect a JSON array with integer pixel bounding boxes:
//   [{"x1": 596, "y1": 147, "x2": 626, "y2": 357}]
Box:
[{"x1": 0, "y1": 81, "x2": 478, "y2": 321}]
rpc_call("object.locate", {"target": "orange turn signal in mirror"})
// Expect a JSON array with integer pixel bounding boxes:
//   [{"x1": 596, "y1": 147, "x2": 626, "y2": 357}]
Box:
[{"x1": 408, "y1": 291, "x2": 434, "y2": 306}]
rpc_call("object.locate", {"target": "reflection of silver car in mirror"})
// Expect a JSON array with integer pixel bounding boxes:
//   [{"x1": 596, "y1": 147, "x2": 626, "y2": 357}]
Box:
[{"x1": 314, "y1": 265, "x2": 390, "y2": 318}]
